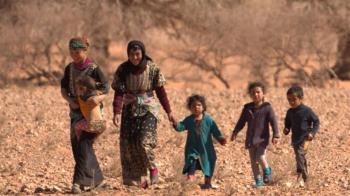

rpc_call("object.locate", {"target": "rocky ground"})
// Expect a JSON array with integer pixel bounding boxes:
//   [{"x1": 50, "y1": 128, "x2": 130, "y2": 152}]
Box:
[{"x1": 0, "y1": 86, "x2": 349, "y2": 195}]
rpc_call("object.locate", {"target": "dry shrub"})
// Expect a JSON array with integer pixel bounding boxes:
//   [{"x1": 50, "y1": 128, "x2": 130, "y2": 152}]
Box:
[{"x1": 1, "y1": 0, "x2": 350, "y2": 87}]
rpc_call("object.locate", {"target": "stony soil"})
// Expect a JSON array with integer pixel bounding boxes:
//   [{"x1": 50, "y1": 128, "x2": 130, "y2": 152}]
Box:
[{"x1": 0, "y1": 86, "x2": 349, "y2": 195}]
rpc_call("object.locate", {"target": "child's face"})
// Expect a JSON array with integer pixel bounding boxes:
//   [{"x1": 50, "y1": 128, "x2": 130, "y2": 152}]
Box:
[
  {"x1": 287, "y1": 94, "x2": 302, "y2": 108},
  {"x1": 190, "y1": 100, "x2": 204, "y2": 116},
  {"x1": 249, "y1": 87, "x2": 264, "y2": 104}
]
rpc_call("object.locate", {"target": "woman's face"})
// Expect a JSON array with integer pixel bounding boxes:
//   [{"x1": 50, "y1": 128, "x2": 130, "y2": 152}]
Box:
[
  {"x1": 70, "y1": 48, "x2": 87, "y2": 63},
  {"x1": 129, "y1": 48, "x2": 142, "y2": 66}
]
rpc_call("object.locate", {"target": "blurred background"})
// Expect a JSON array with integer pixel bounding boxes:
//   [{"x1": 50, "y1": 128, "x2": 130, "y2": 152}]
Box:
[{"x1": 1, "y1": 0, "x2": 350, "y2": 89}]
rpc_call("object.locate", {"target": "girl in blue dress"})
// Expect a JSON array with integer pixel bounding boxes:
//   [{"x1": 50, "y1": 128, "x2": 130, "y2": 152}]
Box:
[{"x1": 173, "y1": 94, "x2": 227, "y2": 189}]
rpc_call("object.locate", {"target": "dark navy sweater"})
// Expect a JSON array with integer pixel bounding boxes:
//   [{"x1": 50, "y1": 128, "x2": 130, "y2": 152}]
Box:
[{"x1": 284, "y1": 104, "x2": 320, "y2": 146}]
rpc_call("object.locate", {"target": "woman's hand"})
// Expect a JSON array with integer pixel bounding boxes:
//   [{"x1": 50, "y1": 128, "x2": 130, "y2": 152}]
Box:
[
  {"x1": 219, "y1": 138, "x2": 227, "y2": 146},
  {"x1": 113, "y1": 114, "x2": 120, "y2": 127},
  {"x1": 230, "y1": 132, "x2": 237, "y2": 141},
  {"x1": 283, "y1": 128, "x2": 290, "y2": 135},
  {"x1": 61, "y1": 88, "x2": 79, "y2": 109},
  {"x1": 167, "y1": 112, "x2": 176, "y2": 124},
  {"x1": 69, "y1": 100, "x2": 79, "y2": 109},
  {"x1": 272, "y1": 137, "x2": 279, "y2": 145}
]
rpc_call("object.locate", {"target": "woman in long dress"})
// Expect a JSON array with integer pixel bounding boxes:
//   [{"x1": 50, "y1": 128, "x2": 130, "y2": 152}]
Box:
[
  {"x1": 112, "y1": 40, "x2": 174, "y2": 188},
  {"x1": 60, "y1": 37, "x2": 109, "y2": 193}
]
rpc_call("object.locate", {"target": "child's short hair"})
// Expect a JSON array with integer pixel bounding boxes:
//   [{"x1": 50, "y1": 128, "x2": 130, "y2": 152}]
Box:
[
  {"x1": 247, "y1": 81, "x2": 266, "y2": 94},
  {"x1": 187, "y1": 94, "x2": 207, "y2": 112},
  {"x1": 76, "y1": 76, "x2": 97, "y2": 90},
  {"x1": 287, "y1": 85, "x2": 304, "y2": 98}
]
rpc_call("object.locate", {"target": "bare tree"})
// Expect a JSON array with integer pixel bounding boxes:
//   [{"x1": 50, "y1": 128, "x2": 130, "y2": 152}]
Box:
[
  {"x1": 287, "y1": 0, "x2": 350, "y2": 80},
  {"x1": 0, "y1": 0, "x2": 347, "y2": 87}
]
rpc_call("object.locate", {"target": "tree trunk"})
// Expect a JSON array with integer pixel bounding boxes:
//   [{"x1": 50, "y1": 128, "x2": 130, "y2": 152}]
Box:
[{"x1": 333, "y1": 32, "x2": 350, "y2": 80}]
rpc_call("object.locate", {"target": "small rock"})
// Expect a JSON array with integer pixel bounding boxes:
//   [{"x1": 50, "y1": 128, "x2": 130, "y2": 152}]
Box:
[
  {"x1": 158, "y1": 177, "x2": 165, "y2": 183},
  {"x1": 18, "y1": 161, "x2": 25, "y2": 167},
  {"x1": 285, "y1": 182, "x2": 292, "y2": 188},
  {"x1": 20, "y1": 184, "x2": 31, "y2": 193},
  {"x1": 154, "y1": 184, "x2": 167, "y2": 189},
  {"x1": 280, "y1": 148, "x2": 288, "y2": 154},
  {"x1": 36, "y1": 173, "x2": 45, "y2": 178},
  {"x1": 34, "y1": 187, "x2": 45, "y2": 193},
  {"x1": 4, "y1": 187, "x2": 16, "y2": 194},
  {"x1": 340, "y1": 177, "x2": 346, "y2": 182},
  {"x1": 52, "y1": 185, "x2": 62, "y2": 192}
]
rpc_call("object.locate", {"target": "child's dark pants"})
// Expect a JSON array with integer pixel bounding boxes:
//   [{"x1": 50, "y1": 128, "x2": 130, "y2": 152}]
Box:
[{"x1": 293, "y1": 141, "x2": 309, "y2": 181}]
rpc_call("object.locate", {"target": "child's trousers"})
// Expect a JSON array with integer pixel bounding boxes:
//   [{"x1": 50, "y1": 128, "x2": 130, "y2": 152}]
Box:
[
  {"x1": 293, "y1": 142, "x2": 309, "y2": 181},
  {"x1": 248, "y1": 145, "x2": 268, "y2": 179}
]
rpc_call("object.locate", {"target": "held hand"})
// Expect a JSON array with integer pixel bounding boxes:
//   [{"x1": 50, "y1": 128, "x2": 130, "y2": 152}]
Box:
[
  {"x1": 167, "y1": 112, "x2": 176, "y2": 124},
  {"x1": 306, "y1": 133, "x2": 314, "y2": 141},
  {"x1": 219, "y1": 138, "x2": 227, "y2": 146},
  {"x1": 167, "y1": 113, "x2": 178, "y2": 129},
  {"x1": 230, "y1": 132, "x2": 237, "y2": 141},
  {"x1": 113, "y1": 114, "x2": 120, "y2": 127},
  {"x1": 272, "y1": 137, "x2": 279, "y2": 145},
  {"x1": 283, "y1": 128, "x2": 290, "y2": 135}
]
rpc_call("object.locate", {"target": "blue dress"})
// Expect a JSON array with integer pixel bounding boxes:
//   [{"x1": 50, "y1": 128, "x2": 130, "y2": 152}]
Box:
[{"x1": 175, "y1": 113, "x2": 224, "y2": 177}]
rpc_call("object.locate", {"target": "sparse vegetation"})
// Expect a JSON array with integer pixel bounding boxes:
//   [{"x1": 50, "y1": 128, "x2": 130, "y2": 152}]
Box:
[{"x1": 1, "y1": 0, "x2": 350, "y2": 87}]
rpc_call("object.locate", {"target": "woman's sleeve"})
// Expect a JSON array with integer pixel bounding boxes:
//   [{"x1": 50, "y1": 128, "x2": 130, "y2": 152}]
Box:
[
  {"x1": 111, "y1": 66, "x2": 126, "y2": 93},
  {"x1": 152, "y1": 65, "x2": 171, "y2": 113},
  {"x1": 92, "y1": 66, "x2": 109, "y2": 94},
  {"x1": 152, "y1": 66, "x2": 166, "y2": 88},
  {"x1": 60, "y1": 65, "x2": 70, "y2": 91},
  {"x1": 155, "y1": 86, "x2": 171, "y2": 114},
  {"x1": 111, "y1": 66, "x2": 125, "y2": 114},
  {"x1": 113, "y1": 92, "x2": 124, "y2": 115}
]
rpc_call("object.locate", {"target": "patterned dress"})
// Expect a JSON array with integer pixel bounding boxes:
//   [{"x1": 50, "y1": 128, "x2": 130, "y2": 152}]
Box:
[
  {"x1": 112, "y1": 60, "x2": 168, "y2": 185},
  {"x1": 61, "y1": 59, "x2": 109, "y2": 187}
]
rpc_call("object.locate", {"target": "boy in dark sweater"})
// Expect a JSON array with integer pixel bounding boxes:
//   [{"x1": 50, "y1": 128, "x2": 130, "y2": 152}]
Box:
[
  {"x1": 284, "y1": 85, "x2": 320, "y2": 186},
  {"x1": 231, "y1": 82, "x2": 280, "y2": 188}
]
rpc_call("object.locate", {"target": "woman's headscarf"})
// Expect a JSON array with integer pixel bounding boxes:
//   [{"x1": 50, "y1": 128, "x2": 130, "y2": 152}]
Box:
[
  {"x1": 69, "y1": 37, "x2": 89, "y2": 50},
  {"x1": 126, "y1": 40, "x2": 152, "y2": 69}
]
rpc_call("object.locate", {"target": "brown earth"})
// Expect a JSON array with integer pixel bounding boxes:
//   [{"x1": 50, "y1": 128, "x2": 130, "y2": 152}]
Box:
[{"x1": 0, "y1": 86, "x2": 349, "y2": 195}]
